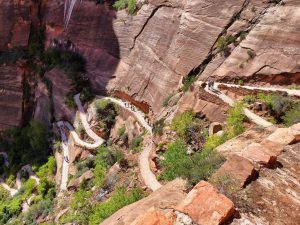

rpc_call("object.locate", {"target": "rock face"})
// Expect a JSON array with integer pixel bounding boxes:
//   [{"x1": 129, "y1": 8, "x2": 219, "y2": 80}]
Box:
[
  {"x1": 68, "y1": 170, "x2": 94, "y2": 190},
  {"x1": 44, "y1": 68, "x2": 76, "y2": 122},
  {"x1": 212, "y1": 154, "x2": 255, "y2": 189},
  {"x1": 242, "y1": 143, "x2": 277, "y2": 166},
  {"x1": 0, "y1": 0, "x2": 31, "y2": 50},
  {"x1": 175, "y1": 181, "x2": 235, "y2": 225},
  {"x1": 0, "y1": 65, "x2": 24, "y2": 131},
  {"x1": 210, "y1": 0, "x2": 300, "y2": 85},
  {"x1": 232, "y1": 143, "x2": 300, "y2": 225},
  {"x1": 177, "y1": 87, "x2": 229, "y2": 123},
  {"x1": 34, "y1": 81, "x2": 51, "y2": 126},
  {"x1": 41, "y1": 0, "x2": 281, "y2": 117},
  {"x1": 101, "y1": 179, "x2": 187, "y2": 225},
  {"x1": 266, "y1": 127, "x2": 300, "y2": 146}
]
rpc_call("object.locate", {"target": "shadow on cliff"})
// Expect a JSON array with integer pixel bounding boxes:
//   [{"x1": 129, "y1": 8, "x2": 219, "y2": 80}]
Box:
[{"x1": 63, "y1": 1, "x2": 120, "y2": 94}]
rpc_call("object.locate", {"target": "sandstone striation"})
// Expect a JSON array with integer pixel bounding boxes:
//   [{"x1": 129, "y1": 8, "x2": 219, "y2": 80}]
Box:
[
  {"x1": 232, "y1": 142, "x2": 300, "y2": 225},
  {"x1": 41, "y1": 0, "x2": 281, "y2": 116},
  {"x1": 0, "y1": 65, "x2": 24, "y2": 131},
  {"x1": 44, "y1": 68, "x2": 76, "y2": 122},
  {"x1": 0, "y1": 0, "x2": 31, "y2": 50},
  {"x1": 210, "y1": 0, "x2": 300, "y2": 85}
]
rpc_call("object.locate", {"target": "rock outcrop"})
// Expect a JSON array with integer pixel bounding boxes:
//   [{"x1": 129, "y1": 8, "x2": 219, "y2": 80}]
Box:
[
  {"x1": 175, "y1": 181, "x2": 235, "y2": 225},
  {"x1": 101, "y1": 179, "x2": 187, "y2": 225},
  {"x1": 44, "y1": 68, "x2": 76, "y2": 122},
  {"x1": 209, "y1": 0, "x2": 300, "y2": 85},
  {"x1": 232, "y1": 142, "x2": 300, "y2": 225}
]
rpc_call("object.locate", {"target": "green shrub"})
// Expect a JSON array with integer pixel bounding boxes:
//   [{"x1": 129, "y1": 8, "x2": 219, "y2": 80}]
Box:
[
  {"x1": 130, "y1": 135, "x2": 143, "y2": 152},
  {"x1": 225, "y1": 102, "x2": 246, "y2": 138},
  {"x1": 96, "y1": 100, "x2": 118, "y2": 131},
  {"x1": 36, "y1": 157, "x2": 56, "y2": 199},
  {"x1": 161, "y1": 139, "x2": 225, "y2": 185},
  {"x1": 203, "y1": 134, "x2": 227, "y2": 152},
  {"x1": 80, "y1": 87, "x2": 95, "y2": 103},
  {"x1": 6, "y1": 120, "x2": 50, "y2": 168},
  {"x1": 0, "y1": 186, "x2": 9, "y2": 201},
  {"x1": 247, "y1": 49, "x2": 256, "y2": 59},
  {"x1": 23, "y1": 178, "x2": 37, "y2": 199},
  {"x1": 65, "y1": 95, "x2": 76, "y2": 108},
  {"x1": 270, "y1": 95, "x2": 291, "y2": 120},
  {"x1": 171, "y1": 111, "x2": 194, "y2": 138},
  {"x1": 153, "y1": 119, "x2": 165, "y2": 136},
  {"x1": 160, "y1": 140, "x2": 192, "y2": 181},
  {"x1": 187, "y1": 148, "x2": 225, "y2": 185},
  {"x1": 182, "y1": 75, "x2": 197, "y2": 92},
  {"x1": 6, "y1": 175, "x2": 16, "y2": 188},
  {"x1": 163, "y1": 95, "x2": 173, "y2": 107},
  {"x1": 23, "y1": 199, "x2": 53, "y2": 225},
  {"x1": 93, "y1": 146, "x2": 123, "y2": 186},
  {"x1": 0, "y1": 196, "x2": 22, "y2": 224},
  {"x1": 257, "y1": 93, "x2": 273, "y2": 107},
  {"x1": 113, "y1": 0, "x2": 137, "y2": 15},
  {"x1": 243, "y1": 95, "x2": 255, "y2": 104},
  {"x1": 283, "y1": 102, "x2": 300, "y2": 126},
  {"x1": 117, "y1": 126, "x2": 126, "y2": 137},
  {"x1": 127, "y1": 0, "x2": 137, "y2": 14},
  {"x1": 60, "y1": 187, "x2": 94, "y2": 224},
  {"x1": 216, "y1": 35, "x2": 235, "y2": 53},
  {"x1": 89, "y1": 187, "x2": 143, "y2": 224},
  {"x1": 43, "y1": 48, "x2": 85, "y2": 74},
  {"x1": 237, "y1": 79, "x2": 244, "y2": 85}
]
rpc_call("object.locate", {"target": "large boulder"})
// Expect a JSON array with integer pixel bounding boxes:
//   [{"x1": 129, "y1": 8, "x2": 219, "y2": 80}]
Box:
[
  {"x1": 67, "y1": 170, "x2": 94, "y2": 190},
  {"x1": 242, "y1": 143, "x2": 277, "y2": 167},
  {"x1": 101, "y1": 179, "x2": 187, "y2": 225},
  {"x1": 266, "y1": 127, "x2": 300, "y2": 146},
  {"x1": 260, "y1": 139, "x2": 284, "y2": 157},
  {"x1": 175, "y1": 181, "x2": 235, "y2": 225},
  {"x1": 212, "y1": 154, "x2": 255, "y2": 189}
]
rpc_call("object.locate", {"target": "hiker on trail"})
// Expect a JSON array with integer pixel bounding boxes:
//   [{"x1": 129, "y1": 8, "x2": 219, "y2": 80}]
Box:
[
  {"x1": 207, "y1": 80, "x2": 212, "y2": 90},
  {"x1": 211, "y1": 80, "x2": 215, "y2": 90}
]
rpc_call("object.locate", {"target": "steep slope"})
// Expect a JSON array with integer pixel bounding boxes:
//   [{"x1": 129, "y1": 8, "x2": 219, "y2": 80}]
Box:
[{"x1": 42, "y1": 0, "x2": 280, "y2": 116}]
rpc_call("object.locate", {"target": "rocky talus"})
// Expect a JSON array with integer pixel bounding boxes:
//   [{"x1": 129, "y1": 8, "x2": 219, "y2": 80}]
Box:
[{"x1": 101, "y1": 123, "x2": 300, "y2": 225}]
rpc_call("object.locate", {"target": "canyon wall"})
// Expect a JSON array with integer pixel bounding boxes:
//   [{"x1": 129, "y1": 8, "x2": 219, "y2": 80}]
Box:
[
  {"x1": 1, "y1": 0, "x2": 300, "y2": 127},
  {"x1": 42, "y1": 0, "x2": 282, "y2": 116}
]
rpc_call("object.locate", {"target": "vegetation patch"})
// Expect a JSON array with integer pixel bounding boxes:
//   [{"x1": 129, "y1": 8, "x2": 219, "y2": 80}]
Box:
[
  {"x1": 161, "y1": 103, "x2": 246, "y2": 185},
  {"x1": 89, "y1": 187, "x2": 143, "y2": 224},
  {"x1": 243, "y1": 93, "x2": 299, "y2": 125},
  {"x1": 113, "y1": 0, "x2": 137, "y2": 15},
  {"x1": 95, "y1": 99, "x2": 118, "y2": 132}
]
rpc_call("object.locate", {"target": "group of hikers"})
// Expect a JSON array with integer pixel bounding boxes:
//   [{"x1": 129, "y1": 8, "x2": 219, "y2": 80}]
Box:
[
  {"x1": 207, "y1": 80, "x2": 215, "y2": 91},
  {"x1": 123, "y1": 101, "x2": 153, "y2": 128}
]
